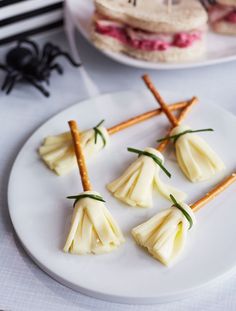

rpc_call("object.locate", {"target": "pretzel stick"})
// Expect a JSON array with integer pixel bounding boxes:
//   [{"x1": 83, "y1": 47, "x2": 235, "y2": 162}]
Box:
[
  {"x1": 107, "y1": 100, "x2": 189, "y2": 135},
  {"x1": 191, "y1": 173, "x2": 236, "y2": 212},
  {"x1": 157, "y1": 97, "x2": 198, "y2": 152},
  {"x1": 142, "y1": 74, "x2": 179, "y2": 126},
  {"x1": 68, "y1": 120, "x2": 92, "y2": 191},
  {"x1": 142, "y1": 73, "x2": 198, "y2": 152}
]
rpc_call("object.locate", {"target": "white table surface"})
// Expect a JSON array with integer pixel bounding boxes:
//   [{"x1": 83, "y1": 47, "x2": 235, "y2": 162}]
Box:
[{"x1": 1, "y1": 29, "x2": 236, "y2": 311}]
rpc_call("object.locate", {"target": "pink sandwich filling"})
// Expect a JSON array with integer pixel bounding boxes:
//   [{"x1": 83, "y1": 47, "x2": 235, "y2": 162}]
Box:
[
  {"x1": 95, "y1": 17, "x2": 202, "y2": 51},
  {"x1": 209, "y1": 5, "x2": 236, "y2": 24}
]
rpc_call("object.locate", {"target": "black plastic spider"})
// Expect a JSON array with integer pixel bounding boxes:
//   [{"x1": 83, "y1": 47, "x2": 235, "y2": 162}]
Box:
[{"x1": 0, "y1": 39, "x2": 81, "y2": 97}]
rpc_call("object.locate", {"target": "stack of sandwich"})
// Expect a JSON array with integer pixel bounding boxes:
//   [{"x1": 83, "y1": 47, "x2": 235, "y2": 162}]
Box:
[
  {"x1": 204, "y1": 0, "x2": 236, "y2": 34},
  {"x1": 91, "y1": 0, "x2": 208, "y2": 62}
]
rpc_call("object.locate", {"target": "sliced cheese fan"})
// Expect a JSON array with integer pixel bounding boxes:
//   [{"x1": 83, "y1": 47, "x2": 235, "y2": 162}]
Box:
[
  {"x1": 64, "y1": 190, "x2": 124, "y2": 254},
  {"x1": 107, "y1": 92, "x2": 197, "y2": 208},
  {"x1": 143, "y1": 74, "x2": 225, "y2": 182},
  {"x1": 170, "y1": 125, "x2": 225, "y2": 182},
  {"x1": 107, "y1": 147, "x2": 186, "y2": 207},
  {"x1": 132, "y1": 200, "x2": 195, "y2": 266},
  {"x1": 39, "y1": 121, "x2": 109, "y2": 176},
  {"x1": 132, "y1": 172, "x2": 236, "y2": 266}
]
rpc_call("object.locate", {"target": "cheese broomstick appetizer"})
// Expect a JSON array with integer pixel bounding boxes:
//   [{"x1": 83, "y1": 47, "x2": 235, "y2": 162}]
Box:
[
  {"x1": 143, "y1": 74, "x2": 225, "y2": 182},
  {"x1": 107, "y1": 98, "x2": 197, "y2": 208},
  {"x1": 132, "y1": 172, "x2": 236, "y2": 266},
  {"x1": 39, "y1": 101, "x2": 190, "y2": 176},
  {"x1": 63, "y1": 120, "x2": 124, "y2": 254}
]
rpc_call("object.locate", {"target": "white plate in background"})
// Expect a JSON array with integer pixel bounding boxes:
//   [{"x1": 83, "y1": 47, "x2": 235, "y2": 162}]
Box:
[
  {"x1": 67, "y1": 0, "x2": 236, "y2": 70},
  {"x1": 8, "y1": 91, "x2": 236, "y2": 303}
]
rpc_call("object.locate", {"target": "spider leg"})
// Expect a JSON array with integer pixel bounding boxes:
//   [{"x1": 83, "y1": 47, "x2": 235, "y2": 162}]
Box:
[
  {"x1": 2, "y1": 68, "x2": 20, "y2": 90},
  {"x1": 5, "y1": 75, "x2": 19, "y2": 94},
  {"x1": 50, "y1": 52, "x2": 81, "y2": 67},
  {"x1": 50, "y1": 63, "x2": 63, "y2": 75},
  {"x1": 0, "y1": 64, "x2": 8, "y2": 72},
  {"x1": 38, "y1": 43, "x2": 80, "y2": 83},
  {"x1": 41, "y1": 43, "x2": 81, "y2": 67},
  {"x1": 40, "y1": 43, "x2": 55, "y2": 63},
  {"x1": 18, "y1": 39, "x2": 39, "y2": 56},
  {"x1": 2, "y1": 73, "x2": 12, "y2": 91},
  {"x1": 0, "y1": 64, "x2": 10, "y2": 90},
  {"x1": 4, "y1": 71, "x2": 25, "y2": 94},
  {"x1": 25, "y1": 76, "x2": 50, "y2": 97},
  {"x1": 43, "y1": 43, "x2": 54, "y2": 51}
]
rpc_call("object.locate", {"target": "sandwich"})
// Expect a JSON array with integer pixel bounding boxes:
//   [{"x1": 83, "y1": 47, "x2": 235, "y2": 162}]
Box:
[
  {"x1": 91, "y1": 0, "x2": 208, "y2": 63},
  {"x1": 202, "y1": 0, "x2": 236, "y2": 34}
]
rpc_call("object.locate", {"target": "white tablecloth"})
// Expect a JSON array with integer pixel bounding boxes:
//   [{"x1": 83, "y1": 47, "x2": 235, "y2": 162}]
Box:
[{"x1": 1, "y1": 30, "x2": 236, "y2": 311}]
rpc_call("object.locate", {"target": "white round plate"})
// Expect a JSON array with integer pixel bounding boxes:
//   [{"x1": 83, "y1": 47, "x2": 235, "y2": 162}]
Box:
[
  {"x1": 67, "y1": 0, "x2": 236, "y2": 70},
  {"x1": 8, "y1": 90, "x2": 236, "y2": 304}
]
